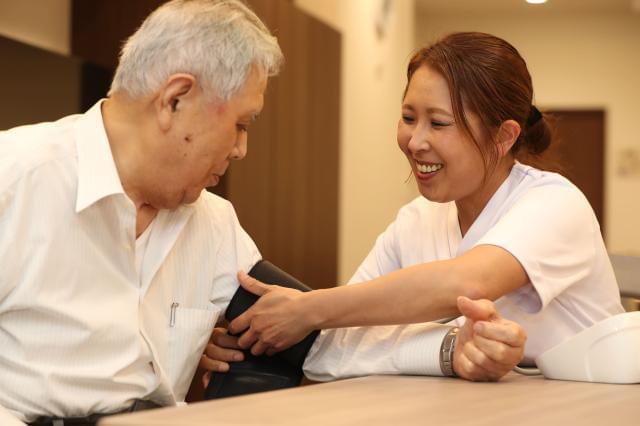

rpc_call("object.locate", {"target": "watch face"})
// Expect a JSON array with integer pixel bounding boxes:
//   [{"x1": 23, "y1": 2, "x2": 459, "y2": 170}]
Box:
[{"x1": 440, "y1": 327, "x2": 459, "y2": 377}]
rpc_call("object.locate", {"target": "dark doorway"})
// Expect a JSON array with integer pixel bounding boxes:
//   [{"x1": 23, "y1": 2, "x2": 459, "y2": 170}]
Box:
[{"x1": 537, "y1": 110, "x2": 605, "y2": 236}]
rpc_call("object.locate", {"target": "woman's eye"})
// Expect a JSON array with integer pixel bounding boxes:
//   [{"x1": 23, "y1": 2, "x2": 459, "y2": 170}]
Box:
[
  {"x1": 431, "y1": 121, "x2": 450, "y2": 128},
  {"x1": 401, "y1": 115, "x2": 415, "y2": 124}
]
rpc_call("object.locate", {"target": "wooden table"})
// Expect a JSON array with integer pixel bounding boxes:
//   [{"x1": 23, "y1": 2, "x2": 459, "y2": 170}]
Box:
[{"x1": 100, "y1": 373, "x2": 640, "y2": 425}]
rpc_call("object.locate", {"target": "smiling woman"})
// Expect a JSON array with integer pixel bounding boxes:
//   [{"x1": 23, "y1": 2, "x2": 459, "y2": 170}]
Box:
[{"x1": 225, "y1": 32, "x2": 624, "y2": 382}]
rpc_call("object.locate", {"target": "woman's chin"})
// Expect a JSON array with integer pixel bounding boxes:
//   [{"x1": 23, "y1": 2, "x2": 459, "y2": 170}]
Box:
[{"x1": 418, "y1": 188, "x2": 449, "y2": 204}]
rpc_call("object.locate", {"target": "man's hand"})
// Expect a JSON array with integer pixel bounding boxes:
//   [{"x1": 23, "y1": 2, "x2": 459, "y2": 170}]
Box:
[
  {"x1": 453, "y1": 296, "x2": 526, "y2": 381},
  {"x1": 199, "y1": 327, "x2": 244, "y2": 388},
  {"x1": 228, "y1": 272, "x2": 315, "y2": 356}
]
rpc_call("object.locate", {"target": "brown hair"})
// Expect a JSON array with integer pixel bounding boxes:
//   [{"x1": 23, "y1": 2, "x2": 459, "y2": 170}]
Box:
[{"x1": 405, "y1": 32, "x2": 552, "y2": 171}]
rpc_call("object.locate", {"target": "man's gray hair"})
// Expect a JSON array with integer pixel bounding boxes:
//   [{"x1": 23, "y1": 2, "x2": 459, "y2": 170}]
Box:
[{"x1": 109, "y1": 0, "x2": 283, "y2": 101}]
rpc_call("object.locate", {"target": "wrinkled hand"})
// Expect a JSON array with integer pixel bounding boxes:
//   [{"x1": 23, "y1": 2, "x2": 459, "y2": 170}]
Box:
[
  {"x1": 199, "y1": 327, "x2": 244, "y2": 388},
  {"x1": 453, "y1": 296, "x2": 526, "y2": 381},
  {"x1": 228, "y1": 271, "x2": 315, "y2": 356}
]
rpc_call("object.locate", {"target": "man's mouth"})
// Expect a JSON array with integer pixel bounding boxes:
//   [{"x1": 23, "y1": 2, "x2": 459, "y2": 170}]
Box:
[{"x1": 207, "y1": 174, "x2": 221, "y2": 186}]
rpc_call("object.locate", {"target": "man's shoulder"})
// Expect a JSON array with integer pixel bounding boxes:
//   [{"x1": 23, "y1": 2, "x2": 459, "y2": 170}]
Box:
[
  {"x1": 196, "y1": 190, "x2": 233, "y2": 210},
  {"x1": 191, "y1": 191, "x2": 239, "y2": 225},
  {"x1": 0, "y1": 116, "x2": 80, "y2": 190}
]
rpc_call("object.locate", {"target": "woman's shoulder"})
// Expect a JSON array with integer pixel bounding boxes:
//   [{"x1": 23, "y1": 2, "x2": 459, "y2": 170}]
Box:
[
  {"x1": 511, "y1": 162, "x2": 579, "y2": 192},
  {"x1": 506, "y1": 162, "x2": 595, "y2": 219},
  {"x1": 508, "y1": 162, "x2": 590, "y2": 204}
]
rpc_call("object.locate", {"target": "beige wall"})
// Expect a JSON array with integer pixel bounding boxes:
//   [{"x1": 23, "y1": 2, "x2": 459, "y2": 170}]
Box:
[
  {"x1": 415, "y1": 11, "x2": 640, "y2": 256},
  {"x1": 295, "y1": 0, "x2": 418, "y2": 283},
  {"x1": 0, "y1": 0, "x2": 70, "y2": 55}
]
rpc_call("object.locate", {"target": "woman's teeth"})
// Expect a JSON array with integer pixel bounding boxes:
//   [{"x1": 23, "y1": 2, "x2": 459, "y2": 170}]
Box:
[{"x1": 417, "y1": 163, "x2": 443, "y2": 173}]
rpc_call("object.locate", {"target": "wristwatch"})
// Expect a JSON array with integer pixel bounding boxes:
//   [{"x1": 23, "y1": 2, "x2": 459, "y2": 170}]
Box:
[{"x1": 439, "y1": 327, "x2": 459, "y2": 377}]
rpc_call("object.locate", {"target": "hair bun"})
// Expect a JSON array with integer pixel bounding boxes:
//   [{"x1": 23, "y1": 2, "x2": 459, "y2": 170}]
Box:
[
  {"x1": 523, "y1": 108, "x2": 551, "y2": 155},
  {"x1": 527, "y1": 106, "x2": 543, "y2": 127}
]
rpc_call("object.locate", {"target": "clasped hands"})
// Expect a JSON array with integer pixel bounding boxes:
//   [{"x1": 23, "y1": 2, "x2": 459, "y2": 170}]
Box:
[{"x1": 200, "y1": 272, "x2": 527, "y2": 383}]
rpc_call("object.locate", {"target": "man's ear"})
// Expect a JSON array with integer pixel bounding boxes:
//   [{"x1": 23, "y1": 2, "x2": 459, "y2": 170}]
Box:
[
  {"x1": 155, "y1": 73, "x2": 197, "y2": 132},
  {"x1": 496, "y1": 119, "x2": 521, "y2": 157}
]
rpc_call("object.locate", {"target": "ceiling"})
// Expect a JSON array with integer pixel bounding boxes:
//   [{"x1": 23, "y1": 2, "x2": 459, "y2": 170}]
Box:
[{"x1": 416, "y1": 0, "x2": 639, "y2": 15}]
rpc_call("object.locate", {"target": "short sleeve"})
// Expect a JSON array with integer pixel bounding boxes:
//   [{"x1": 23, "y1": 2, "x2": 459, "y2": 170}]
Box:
[
  {"x1": 206, "y1": 198, "x2": 262, "y2": 314},
  {"x1": 305, "y1": 208, "x2": 450, "y2": 380},
  {"x1": 476, "y1": 185, "x2": 598, "y2": 311},
  {"x1": 348, "y1": 220, "x2": 402, "y2": 285}
]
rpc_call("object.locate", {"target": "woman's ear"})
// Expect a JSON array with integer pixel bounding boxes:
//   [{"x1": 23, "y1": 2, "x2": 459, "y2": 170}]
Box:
[
  {"x1": 155, "y1": 73, "x2": 197, "y2": 132},
  {"x1": 496, "y1": 119, "x2": 521, "y2": 157}
]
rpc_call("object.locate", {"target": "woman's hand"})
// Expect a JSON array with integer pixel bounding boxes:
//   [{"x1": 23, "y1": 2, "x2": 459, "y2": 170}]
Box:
[
  {"x1": 199, "y1": 327, "x2": 244, "y2": 388},
  {"x1": 453, "y1": 296, "x2": 526, "y2": 381},
  {"x1": 228, "y1": 272, "x2": 318, "y2": 356}
]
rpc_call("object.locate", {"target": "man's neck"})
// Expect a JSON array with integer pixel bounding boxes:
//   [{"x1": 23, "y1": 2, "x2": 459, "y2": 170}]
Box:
[
  {"x1": 102, "y1": 95, "x2": 160, "y2": 235},
  {"x1": 102, "y1": 95, "x2": 153, "y2": 208}
]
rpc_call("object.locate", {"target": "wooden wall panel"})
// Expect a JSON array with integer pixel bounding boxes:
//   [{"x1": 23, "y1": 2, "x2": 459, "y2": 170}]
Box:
[
  {"x1": 0, "y1": 35, "x2": 82, "y2": 129},
  {"x1": 232, "y1": 0, "x2": 341, "y2": 289},
  {"x1": 72, "y1": 0, "x2": 162, "y2": 70}
]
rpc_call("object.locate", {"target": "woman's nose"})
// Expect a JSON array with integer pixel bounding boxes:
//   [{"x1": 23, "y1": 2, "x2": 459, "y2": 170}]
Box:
[{"x1": 407, "y1": 128, "x2": 431, "y2": 152}]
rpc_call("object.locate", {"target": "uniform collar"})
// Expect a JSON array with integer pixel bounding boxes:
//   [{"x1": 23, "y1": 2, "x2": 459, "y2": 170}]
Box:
[{"x1": 74, "y1": 99, "x2": 126, "y2": 213}]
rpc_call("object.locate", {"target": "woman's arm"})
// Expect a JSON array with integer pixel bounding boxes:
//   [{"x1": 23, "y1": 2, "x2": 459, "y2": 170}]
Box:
[
  {"x1": 230, "y1": 244, "x2": 528, "y2": 353},
  {"x1": 200, "y1": 297, "x2": 526, "y2": 383}
]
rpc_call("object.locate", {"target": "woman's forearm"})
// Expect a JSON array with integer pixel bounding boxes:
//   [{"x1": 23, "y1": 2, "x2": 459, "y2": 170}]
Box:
[{"x1": 305, "y1": 245, "x2": 527, "y2": 329}]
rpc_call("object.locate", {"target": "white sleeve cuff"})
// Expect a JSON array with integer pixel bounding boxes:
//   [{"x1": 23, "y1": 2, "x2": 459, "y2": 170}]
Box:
[
  {"x1": 392, "y1": 323, "x2": 451, "y2": 376},
  {"x1": 303, "y1": 323, "x2": 453, "y2": 381}
]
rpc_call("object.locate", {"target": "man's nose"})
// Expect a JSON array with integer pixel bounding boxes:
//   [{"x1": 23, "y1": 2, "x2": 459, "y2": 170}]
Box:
[{"x1": 230, "y1": 134, "x2": 247, "y2": 160}]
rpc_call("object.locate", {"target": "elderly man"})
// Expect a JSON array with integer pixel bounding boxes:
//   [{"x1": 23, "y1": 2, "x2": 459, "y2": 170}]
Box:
[
  {"x1": 0, "y1": 1, "x2": 524, "y2": 425},
  {"x1": 1, "y1": 1, "x2": 279, "y2": 424}
]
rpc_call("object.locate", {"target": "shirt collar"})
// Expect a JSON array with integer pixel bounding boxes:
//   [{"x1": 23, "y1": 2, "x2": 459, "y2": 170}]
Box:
[{"x1": 74, "y1": 100, "x2": 126, "y2": 213}]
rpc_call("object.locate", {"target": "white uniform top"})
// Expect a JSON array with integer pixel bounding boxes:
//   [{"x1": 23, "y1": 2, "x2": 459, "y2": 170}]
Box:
[
  {"x1": 0, "y1": 102, "x2": 261, "y2": 422},
  {"x1": 305, "y1": 162, "x2": 623, "y2": 379}
]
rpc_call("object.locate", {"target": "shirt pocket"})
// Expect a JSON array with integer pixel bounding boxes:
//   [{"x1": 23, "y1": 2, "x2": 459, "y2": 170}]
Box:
[{"x1": 167, "y1": 305, "x2": 220, "y2": 400}]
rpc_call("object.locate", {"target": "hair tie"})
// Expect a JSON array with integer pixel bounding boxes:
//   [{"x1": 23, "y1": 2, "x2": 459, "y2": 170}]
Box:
[{"x1": 527, "y1": 106, "x2": 543, "y2": 127}]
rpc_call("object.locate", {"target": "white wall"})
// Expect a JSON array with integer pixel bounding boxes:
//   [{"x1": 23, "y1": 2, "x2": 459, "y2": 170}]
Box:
[
  {"x1": 415, "y1": 11, "x2": 640, "y2": 256},
  {"x1": 0, "y1": 0, "x2": 70, "y2": 55},
  {"x1": 295, "y1": 0, "x2": 418, "y2": 283}
]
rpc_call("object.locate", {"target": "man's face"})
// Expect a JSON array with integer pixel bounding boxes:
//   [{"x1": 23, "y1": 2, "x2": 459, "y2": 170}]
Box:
[{"x1": 155, "y1": 67, "x2": 267, "y2": 208}]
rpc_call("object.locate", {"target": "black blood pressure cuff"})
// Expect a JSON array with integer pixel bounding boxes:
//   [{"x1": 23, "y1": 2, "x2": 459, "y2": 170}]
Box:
[{"x1": 204, "y1": 260, "x2": 320, "y2": 399}]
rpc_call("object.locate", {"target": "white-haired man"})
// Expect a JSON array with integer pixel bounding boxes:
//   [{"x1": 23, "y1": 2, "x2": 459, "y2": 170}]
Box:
[
  {"x1": 0, "y1": 1, "x2": 525, "y2": 425},
  {"x1": 0, "y1": 1, "x2": 280, "y2": 424}
]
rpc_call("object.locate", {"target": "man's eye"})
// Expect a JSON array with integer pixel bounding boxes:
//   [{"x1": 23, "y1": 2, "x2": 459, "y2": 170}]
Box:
[{"x1": 237, "y1": 124, "x2": 248, "y2": 132}]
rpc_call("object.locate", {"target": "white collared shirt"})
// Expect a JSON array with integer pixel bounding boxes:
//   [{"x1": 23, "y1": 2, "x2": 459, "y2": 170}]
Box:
[{"x1": 0, "y1": 102, "x2": 260, "y2": 422}]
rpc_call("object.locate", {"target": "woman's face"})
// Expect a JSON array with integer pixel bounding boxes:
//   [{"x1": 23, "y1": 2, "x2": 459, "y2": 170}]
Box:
[{"x1": 397, "y1": 65, "x2": 487, "y2": 206}]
